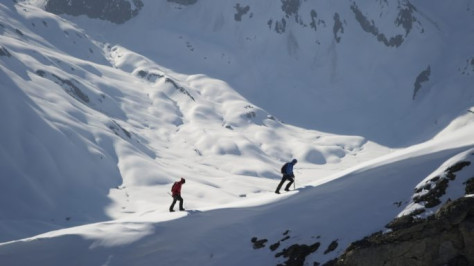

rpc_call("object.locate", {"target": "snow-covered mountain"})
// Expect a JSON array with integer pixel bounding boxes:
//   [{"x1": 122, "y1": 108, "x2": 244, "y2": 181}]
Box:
[{"x1": 0, "y1": 0, "x2": 473, "y2": 265}]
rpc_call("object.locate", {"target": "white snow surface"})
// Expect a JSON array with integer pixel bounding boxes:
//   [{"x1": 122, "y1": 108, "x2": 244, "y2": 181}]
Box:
[{"x1": 0, "y1": 0, "x2": 473, "y2": 265}]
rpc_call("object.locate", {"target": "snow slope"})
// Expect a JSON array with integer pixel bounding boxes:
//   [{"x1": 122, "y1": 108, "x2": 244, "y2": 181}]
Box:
[
  {"x1": 0, "y1": 0, "x2": 386, "y2": 242},
  {"x1": 1, "y1": 131, "x2": 473, "y2": 266},
  {"x1": 0, "y1": 0, "x2": 473, "y2": 265}
]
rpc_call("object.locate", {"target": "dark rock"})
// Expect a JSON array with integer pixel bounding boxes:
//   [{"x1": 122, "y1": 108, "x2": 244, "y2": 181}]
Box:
[
  {"x1": 251, "y1": 237, "x2": 268, "y2": 249},
  {"x1": 275, "y1": 18, "x2": 287, "y2": 34},
  {"x1": 35, "y1": 70, "x2": 90, "y2": 103},
  {"x1": 267, "y1": 19, "x2": 273, "y2": 30},
  {"x1": 324, "y1": 240, "x2": 338, "y2": 254},
  {"x1": 335, "y1": 197, "x2": 474, "y2": 266},
  {"x1": 395, "y1": 2, "x2": 417, "y2": 36},
  {"x1": 435, "y1": 197, "x2": 474, "y2": 225},
  {"x1": 281, "y1": 0, "x2": 300, "y2": 18},
  {"x1": 447, "y1": 255, "x2": 469, "y2": 266},
  {"x1": 322, "y1": 258, "x2": 337, "y2": 266},
  {"x1": 165, "y1": 78, "x2": 195, "y2": 101},
  {"x1": 108, "y1": 120, "x2": 131, "y2": 139},
  {"x1": 45, "y1": 0, "x2": 144, "y2": 24},
  {"x1": 234, "y1": 4, "x2": 250, "y2": 22},
  {"x1": 413, "y1": 65, "x2": 431, "y2": 100},
  {"x1": 413, "y1": 177, "x2": 447, "y2": 208},
  {"x1": 309, "y1": 10, "x2": 326, "y2": 32},
  {"x1": 270, "y1": 241, "x2": 280, "y2": 251},
  {"x1": 333, "y1": 13, "x2": 344, "y2": 43},
  {"x1": 464, "y1": 177, "x2": 474, "y2": 194},
  {"x1": 0, "y1": 46, "x2": 11, "y2": 57},
  {"x1": 412, "y1": 160, "x2": 471, "y2": 209},
  {"x1": 275, "y1": 242, "x2": 320, "y2": 266},
  {"x1": 309, "y1": 10, "x2": 318, "y2": 31},
  {"x1": 447, "y1": 161, "x2": 471, "y2": 174},
  {"x1": 136, "y1": 70, "x2": 163, "y2": 82},
  {"x1": 350, "y1": 2, "x2": 404, "y2": 48},
  {"x1": 167, "y1": 0, "x2": 197, "y2": 5}
]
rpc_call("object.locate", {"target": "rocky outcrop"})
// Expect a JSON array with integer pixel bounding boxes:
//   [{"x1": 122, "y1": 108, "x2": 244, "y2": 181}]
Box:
[
  {"x1": 35, "y1": 70, "x2": 90, "y2": 103},
  {"x1": 412, "y1": 160, "x2": 470, "y2": 209},
  {"x1": 350, "y1": 2, "x2": 404, "y2": 47},
  {"x1": 334, "y1": 196, "x2": 474, "y2": 266},
  {"x1": 45, "y1": 0, "x2": 144, "y2": 24},
  {"x1": 333, "y1": 156, "x2": 474, "y2": 266},
  {"x1": 281, "y1": 0, "x2": 301, "y2": 18},
  {"x1": 0, "y1": 46, "x2": 11, "y2": 57},
  {"x1": 275, "y1": 242, "x2": 321, "y2": 266},
  {"x1": 413, "y1": 66, "x2": 431, "y2": 100},
  {"x1": 333, "y1": 13, "x2": 344, "y2": 43},
  {"x1": 167, "y1": 0, "x2": 197, "y2": 5},
  {"x1": 460, "y1": 57, "x2": 474, "y2": 76},
  {"x1": 234, "y1": 4, "x2": 250, "y2": 22},
  {"x1": 252, "y1": 229, "x2": 344, "y2": 265}
]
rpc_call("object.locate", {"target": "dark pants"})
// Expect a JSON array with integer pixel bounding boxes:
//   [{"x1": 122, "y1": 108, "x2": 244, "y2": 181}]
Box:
[
  {"x1": 170, "y1": 194, "x2": 184, "y2": 211},
  {"x1": 275, "y1": 175, "x2": 294, "y2": 193}
]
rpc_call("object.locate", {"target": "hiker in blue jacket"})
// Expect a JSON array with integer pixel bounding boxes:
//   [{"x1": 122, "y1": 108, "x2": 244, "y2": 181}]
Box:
[{"x1": 275, "y1": 159, "x2": 297, "y2": 194}]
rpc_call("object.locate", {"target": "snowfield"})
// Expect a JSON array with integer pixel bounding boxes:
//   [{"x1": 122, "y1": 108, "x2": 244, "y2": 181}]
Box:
[{"x1": 0, "y1": 0, "x2": 473, "y2": 265}]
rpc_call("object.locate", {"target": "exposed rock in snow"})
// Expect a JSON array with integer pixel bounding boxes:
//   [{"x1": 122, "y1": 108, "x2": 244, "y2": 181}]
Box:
[{"x1": 45, "y1": 0, "x2": 144, "y2": 24}]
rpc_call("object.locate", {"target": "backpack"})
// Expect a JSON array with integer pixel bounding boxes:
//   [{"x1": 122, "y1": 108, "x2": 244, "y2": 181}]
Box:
[{"x1": 281, "y1": 163, "x2": 288, "y2": 174}]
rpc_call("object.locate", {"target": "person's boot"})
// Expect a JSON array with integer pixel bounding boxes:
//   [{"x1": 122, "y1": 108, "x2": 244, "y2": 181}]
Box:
[
  {"x1": 169, "y1": 209, "x2": 174, "y2": 212},
  {"x1": 275, "y1": 191, "x2": 280, "y2": 194}
]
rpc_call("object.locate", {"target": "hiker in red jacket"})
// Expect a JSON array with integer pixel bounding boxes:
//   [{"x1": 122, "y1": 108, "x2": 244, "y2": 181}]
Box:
[{"x1": 169, "y1": 178, "x2": 186, "y2": 212}]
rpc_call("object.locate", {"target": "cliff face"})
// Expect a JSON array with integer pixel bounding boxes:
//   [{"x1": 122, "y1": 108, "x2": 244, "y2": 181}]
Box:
[
  {"x1": 335, "y1": 195, "x2": 474, "y2": 266},
  {"x1": 336, "y1": 197, "x2": 474, "y2": 266},
  {"x1": 333, "y1": 154, "x2": 474, "y2": 266}
]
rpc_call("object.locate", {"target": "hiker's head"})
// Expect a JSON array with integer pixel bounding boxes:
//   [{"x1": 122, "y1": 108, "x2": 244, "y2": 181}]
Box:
[
  {"x1": 291, "y1": 159, "x2": 297, "y2": 164},
  {"x1": 180, "y1": 177, "x2": 186, "y2": 184}
]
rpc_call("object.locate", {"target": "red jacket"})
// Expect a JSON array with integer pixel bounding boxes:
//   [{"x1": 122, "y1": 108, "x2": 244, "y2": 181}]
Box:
[{"x1": 171, "y1": 181, "x2": 183, "y2": 196}]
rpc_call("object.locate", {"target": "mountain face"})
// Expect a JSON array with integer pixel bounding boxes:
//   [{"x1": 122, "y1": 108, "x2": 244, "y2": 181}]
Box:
[
  {"x1": 0, "y1": 0, "x2": 473, "y2": 265},
  {"x1": 40, "y1": 0, "x2": 474, "y2": 146}
]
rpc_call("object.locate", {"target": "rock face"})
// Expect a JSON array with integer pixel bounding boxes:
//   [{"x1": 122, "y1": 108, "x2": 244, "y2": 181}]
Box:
[
  {"x1": 335, "y1": 196, "x2": 474, "y2": 266},
  {"x1": 167, "y1": 0, "x2": 197, "y2": 5},
  {"x1": 45, "y1": 0, "x2": 144, "y2": 24}
]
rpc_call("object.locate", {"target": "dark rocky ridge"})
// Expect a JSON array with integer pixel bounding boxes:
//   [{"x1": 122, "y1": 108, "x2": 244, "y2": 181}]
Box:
[
  {"x1": 331, "y1": 154, "x2": 474, "y2": 266},
  {"x1": 168, "y1": 0, "x2": 197, "y2": 5},
  {"x1": 45, "y1": 0, "x2": 144, "y2": 24},
  {"x1": 333, "y1": 196, "x2": 474, "y2": 266},
  {"x1": 350, "y1": 2, "x2": 404, "y2": 47}
]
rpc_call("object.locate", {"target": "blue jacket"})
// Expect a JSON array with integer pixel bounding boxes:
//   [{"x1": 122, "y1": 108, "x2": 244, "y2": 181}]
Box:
[{"x1": 284, "y1": 162, "x2": 295, "y2": 176}]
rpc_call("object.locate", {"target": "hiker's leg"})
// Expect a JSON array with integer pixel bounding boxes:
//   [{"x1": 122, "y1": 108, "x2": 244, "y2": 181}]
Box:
[
  {"x1": 170, "y1": 196, "x2": 178, "y2": 211},
  {"x1": 178, "y1": 195, "x2": 185, "y2": 210},
  {"x1": 275, "y1": 176, "x2": 286, "y2": 193},
  {"x1": 285, "y1": 178, "x2": 294, "y2": 191}
]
